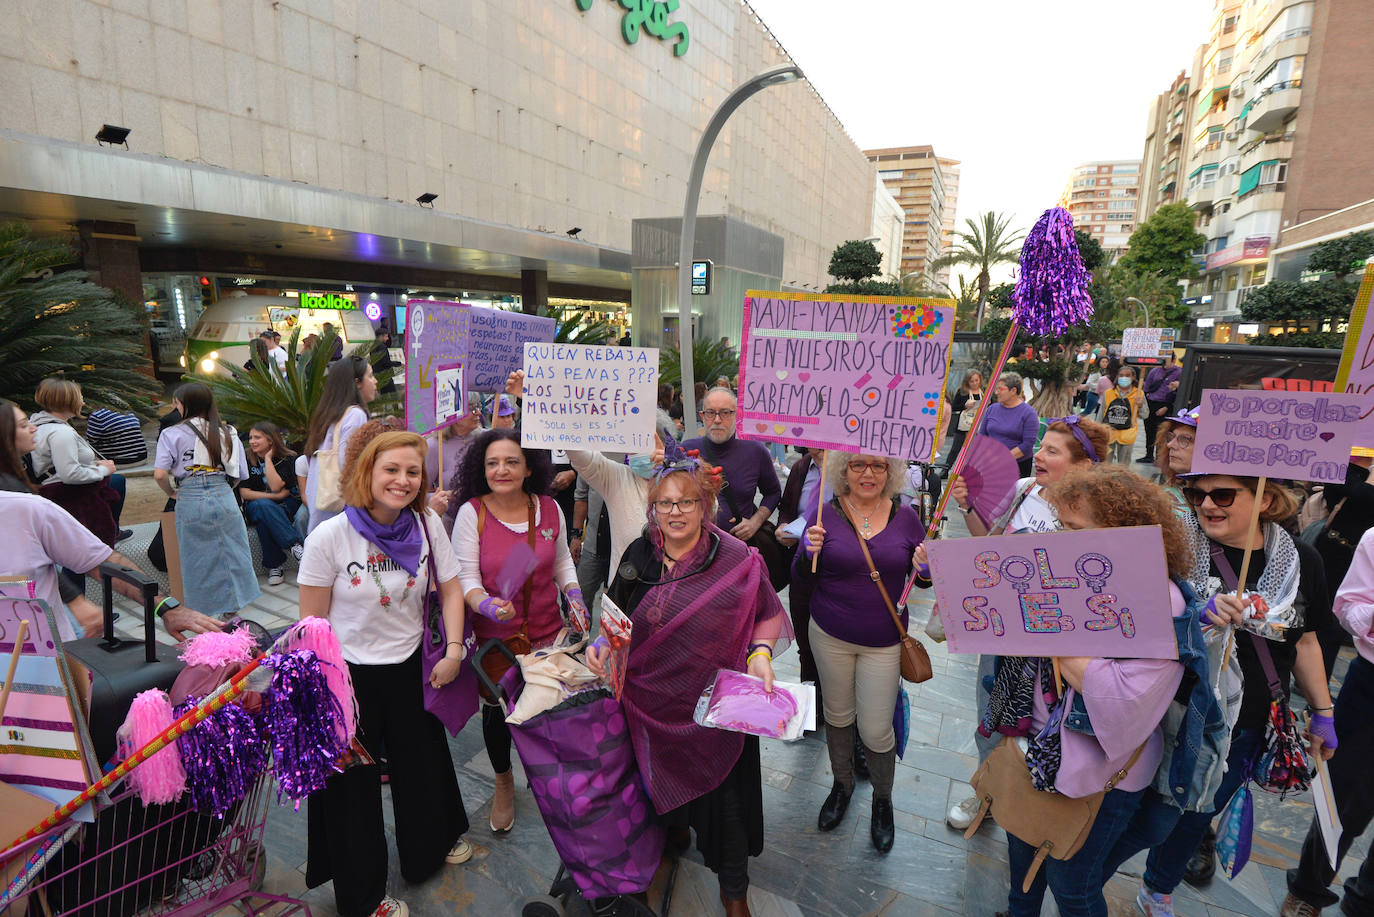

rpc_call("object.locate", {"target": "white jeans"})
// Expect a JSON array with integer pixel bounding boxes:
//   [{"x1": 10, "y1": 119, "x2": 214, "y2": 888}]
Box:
[{"x1": 808, "y1": 619, "x2": 901, "y2": 754}]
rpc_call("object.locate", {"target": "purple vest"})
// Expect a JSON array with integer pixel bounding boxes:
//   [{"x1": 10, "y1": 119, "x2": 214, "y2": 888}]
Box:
[{"x1": 472, "y1": 495, "x2": 563, "y2": 646}]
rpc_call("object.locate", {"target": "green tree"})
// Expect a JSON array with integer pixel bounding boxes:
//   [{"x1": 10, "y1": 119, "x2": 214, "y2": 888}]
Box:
[
  {"x1": 827, "y1": 240, "x2": 884, "y2": 284},
  {"x1": 548, "y1": 301, "x2": 616, "y2": 345},
  {"x1": 1090, "y1": 264, "x2": 1191, "y2": 330},
  {"x1": 1305, "y1": 230, "x2": 1374, "y2": 279},
  {"x1": 0, "y1": 222, "x2": 160, "y2": 415},
  {"x1": 658, "y1": 336, "x2": 738, "y2": 392},
  {"x1": 824, "y1": 278, "x2": 904, "y2": 295},
  {"x1": 1239, "y1": 275, "x2": 1357, "y2": 350},
  {"x1": 1119, "y1": 203, "x2": 1206, "y2": 280},
  {"x1": 931, "y1": 211, "x2": 1024, "y2": 331},
  {"x1": 1074, "y1": 229, "x2": 1107, "y2": 274}
]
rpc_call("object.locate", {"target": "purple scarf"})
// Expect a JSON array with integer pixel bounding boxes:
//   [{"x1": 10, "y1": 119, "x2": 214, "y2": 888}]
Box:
[{"x1": 344, "y1": 505, "x2": 422, "y2": 576}]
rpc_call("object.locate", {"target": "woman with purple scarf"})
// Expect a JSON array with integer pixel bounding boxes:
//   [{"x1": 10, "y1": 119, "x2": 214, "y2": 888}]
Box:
[{"x1": 587, "y1": 456, "x2": 791, "y2": 917}]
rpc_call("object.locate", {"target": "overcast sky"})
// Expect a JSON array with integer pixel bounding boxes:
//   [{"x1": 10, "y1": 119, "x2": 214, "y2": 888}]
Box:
[{"x1": 745, "y1": 0, "x2": 1212, "y2": 281}]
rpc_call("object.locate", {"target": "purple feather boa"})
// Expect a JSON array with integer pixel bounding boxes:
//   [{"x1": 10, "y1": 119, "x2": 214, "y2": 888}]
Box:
[{"x1": 1012, "y1": 207, "x2": 1094, "y2": 337}]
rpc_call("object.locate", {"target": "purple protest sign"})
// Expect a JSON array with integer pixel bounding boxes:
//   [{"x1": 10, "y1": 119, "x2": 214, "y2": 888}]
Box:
[
  {"x1": 736, "y1": 291, "x2": 956, "y2": 462},
  {"x1": 926, "y1": 527, "x2": 1177, "y2": 659},
  {"x1": 405, "y1": 300, "x2": 469, "y2": 435},
  {"x1": 467, "y1": 306, "x2": 556, "y2": 392},
  {"x1": 1192, "y1": 388, "x2": 1363, "y2": 483}
]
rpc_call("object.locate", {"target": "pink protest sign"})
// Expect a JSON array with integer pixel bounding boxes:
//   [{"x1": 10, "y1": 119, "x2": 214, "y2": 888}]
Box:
[
  {"x1": 926, "y1": 527, "x2": 1177, "y2": 659},
  {"x1": 1192, "y1": 388, "x2": 1363, "y2": 483},
  {"x1": 736, "y1": 291, "x2": 956, "y2": 462}
]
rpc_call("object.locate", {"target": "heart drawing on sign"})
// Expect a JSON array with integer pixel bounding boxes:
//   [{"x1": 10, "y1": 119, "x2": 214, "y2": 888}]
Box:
[
  {"x1": 1319, "y1": 431, "x2": 1335, "y2": 441},
  {"x1": 792, "y1": 426, "x2": 805, "y2": 436},
  {"x1": 773, "y1": 424, "x2": 786, "y2": 434},
  {"x1": 798, "y1": 372, "x2": 811, "y2": 382},
  {"x1": 755, "y1": 423, "x2": 768, "y2": 433},
  {"x1": 776, "y1": 371, "x2": 788, "y2": 380}
]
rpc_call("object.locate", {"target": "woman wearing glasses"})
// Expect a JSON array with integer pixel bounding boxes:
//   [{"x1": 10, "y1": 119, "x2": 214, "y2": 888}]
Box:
[
  {"x1": 1121, "y1": 474, "x2": 1336, "y2": 916},
  {"x1": 793, "y1": 452, "x2": 929, "y2": 853},
  {"x1": 451, "y1": 428, "x2": 587, "y2": 835},
  {"x1": 586, "y1": 456, "x2": 790, "y2": 917},
  {"x1": 1152, "y1": 407, "x2": 1199, "y2": 505}
]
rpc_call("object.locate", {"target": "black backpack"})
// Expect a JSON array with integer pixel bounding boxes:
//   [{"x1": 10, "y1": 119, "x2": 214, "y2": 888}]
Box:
[{"x1": 1104, "y1": 398, "x2": 1132, "y2": 430}]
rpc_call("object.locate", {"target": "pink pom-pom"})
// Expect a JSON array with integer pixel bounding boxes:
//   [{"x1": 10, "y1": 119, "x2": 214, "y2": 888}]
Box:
[
  {"x1": 283, "y1": 617, "x2": 357, "y2": 743},
  {"x1": 119, "y1": 689, "x2": 186, "y2": 806},
  {"x1": 178, "y1": 628, "x2": 256, "y2": 669}
]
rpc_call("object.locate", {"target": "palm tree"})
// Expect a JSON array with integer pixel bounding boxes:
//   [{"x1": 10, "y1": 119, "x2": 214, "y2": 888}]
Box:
[{"x1": 931, "y1": 211, "x2": 1025, "y2": 331}]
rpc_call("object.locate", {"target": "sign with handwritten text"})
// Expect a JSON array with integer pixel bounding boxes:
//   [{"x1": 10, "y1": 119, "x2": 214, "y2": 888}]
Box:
[
  {"x1": 1122, "y1": 327, "x2": 1177, "y2": 360},
  {"x1": 1335, "y1": 264, "x2": 1374, "y2": 452},
  {"x1": 1192, "y1": 388, "x2": 1362, "y2": 482},
  {"x1": 468, "y1": 306, "x2": 556, "y2": 393},
  {"x1": 737, "y1": 291, "x2": 956, "y2": 461},
  {"x1": 520, "y1": 343, "x2": 660, "y2": 451},
  {"x1": 926, "y1": 527, "x2": 1177, "y2": 659},
  {"x1": 404, "y1": 300, "x2": 469, "y2": 435}
]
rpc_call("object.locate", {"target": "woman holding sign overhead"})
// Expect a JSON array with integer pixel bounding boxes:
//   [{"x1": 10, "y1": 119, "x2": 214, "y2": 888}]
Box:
[{"x1": 450, "y1": 428, "x2": 587, "y2": 834}]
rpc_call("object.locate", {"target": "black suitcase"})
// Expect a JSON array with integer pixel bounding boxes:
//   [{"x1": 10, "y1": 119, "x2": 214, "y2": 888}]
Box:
[{"x1": 63, "y1": 562, "x2": 183, "y2": 765}]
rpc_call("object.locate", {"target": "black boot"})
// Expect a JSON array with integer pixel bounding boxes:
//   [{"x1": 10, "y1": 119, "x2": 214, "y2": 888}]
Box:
[
  {"x1": 819, "y1": 722, "x2": 856, "y2": 831},
  {"x1": 1184, "y1": 826, "x2": 1216, "y2": 886},
  {"x1": 866, "y1": 746, "x2": 896, "y2": 852},
  {"x1": 853, "y1": 733, "x2": 870, "y2": 781},
  {"x1": 870, "y1": 797, "x2": 895, "y2": 853},
  {"x1": 818, "y1": 782, "x2": 853, "y2": 832}
]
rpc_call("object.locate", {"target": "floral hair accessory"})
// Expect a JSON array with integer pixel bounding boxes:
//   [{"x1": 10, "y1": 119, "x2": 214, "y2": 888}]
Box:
[{"x1": 1172, "y1": 405, "x2": 1200, "y2": 428}]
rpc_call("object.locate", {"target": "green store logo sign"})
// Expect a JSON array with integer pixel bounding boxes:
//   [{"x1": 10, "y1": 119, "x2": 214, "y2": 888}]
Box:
[
  {"x1": 298, "y1": 292, "x2": 357, "y2": 311},
  {"x1": 575, "y1": 0, "x2": 689, "y2": 57}
]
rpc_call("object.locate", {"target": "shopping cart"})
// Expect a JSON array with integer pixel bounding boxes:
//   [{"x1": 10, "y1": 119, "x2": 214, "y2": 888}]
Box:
[{"x1": 0, "y1": 768, "x2": 309, "y2": 917}]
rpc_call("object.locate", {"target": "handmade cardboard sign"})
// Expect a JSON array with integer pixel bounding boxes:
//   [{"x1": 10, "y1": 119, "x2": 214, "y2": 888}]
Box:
[
  {"x1": 926, "y1": 527, "x2": 1177, "y2": 659},
  {"x1": 1335, "y1": 264, "x2": 1374, "y2": 452},
  {"x1": 468, "y1": 306, "x2": 556, "y2": 392},
  {"x1": 433, "y1": 364, "x2": 464, "y2": 431},
  {"x1": 520, "y1": 343, "x2": 659, "y2": 451},
  {"x1": 404, "y1": 300, "x2": 469, "y2": 435},
  {"x1": 1191, "y1": 388, "x2": 1363, "y2": 482},
  {"x1": 1122, "y1": 327, "x2": 1177, "y2": 360},
  {"x1": 737, "y1": 292, "x2": 956, "y2": 461}
]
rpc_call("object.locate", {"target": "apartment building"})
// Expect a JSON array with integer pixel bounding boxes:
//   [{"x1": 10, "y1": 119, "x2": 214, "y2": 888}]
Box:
[
  {"x1": 1057, "y1": 161, "x2": 1141, "y2": 256},
  {"x1": 1136, "y1": 71, "x2": 1199, "y2": 225},
  {"x1": 936, "y1": 157, "x2": 961, "y2": 288},
  {"x1": 863, "y1": 145, "x2": 950, "y2": 283}
]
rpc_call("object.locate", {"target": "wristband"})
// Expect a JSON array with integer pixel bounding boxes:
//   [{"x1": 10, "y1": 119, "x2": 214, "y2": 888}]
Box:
[
  {"x1": 1309, "y1": 712, "x2": 1338, "y2": 751},
  {"x1": 914, "y1": 562, "x2": 931, "y2": 579},
  {"x1": 746, "y1": 649, "x2": 772, "y2": 665},
  {"x1": 591, "y1": 636, "x2": 610, "y2": 654},
  {"x1": 747, "y1": 642, "x2": 771, "y2": 655},
  {"x1": 477, "y1": 596, "x2": 505, "y2": 621}
]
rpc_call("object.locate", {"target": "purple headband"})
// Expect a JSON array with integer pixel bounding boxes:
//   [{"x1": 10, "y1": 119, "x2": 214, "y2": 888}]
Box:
[{"x1": 1043, "y1": 415, "x2": 1102, "y2": 463}]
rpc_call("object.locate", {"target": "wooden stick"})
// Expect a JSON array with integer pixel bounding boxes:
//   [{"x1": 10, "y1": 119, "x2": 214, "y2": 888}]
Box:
[
  {"x1": 437, "y1": 430, "x2": 444, "y2": 491},
  {"x1": 0, "y1": 620, "x2": 29, "y2": 725},
  {"x1": 1221, "y1": 475, "x2": 1268, "y2": 672},
  {"x1": 1052, "y1": 658, "x2": 1064, "y2": 699},
  {"x1": 810, "y1": 454, "x2": 825, "y2": 573}
]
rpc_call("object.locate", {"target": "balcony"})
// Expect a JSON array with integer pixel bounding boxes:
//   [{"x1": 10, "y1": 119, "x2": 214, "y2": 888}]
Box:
[
  {"x1": 1233, "y1": 187, "x2": 1285, "y2": 219},
  {"x1": 1190, "y1": 181, "x2": 1218, "y2": 209},
  {"x1": 1247, "y1": 81, "x2": 1302, "y2": 132},
  {"x1": 1240, "y1": 133, "x2": 1295, "y2": 172}
]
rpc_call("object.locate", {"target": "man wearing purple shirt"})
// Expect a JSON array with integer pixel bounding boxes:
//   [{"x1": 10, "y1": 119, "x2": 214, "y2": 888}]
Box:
[
  {"x1": 1140, "y1": 354, "x2": 1181, "y2": 464},
  {"x1": 682, "y1": 387, "x2": 781, "y2": 540}
]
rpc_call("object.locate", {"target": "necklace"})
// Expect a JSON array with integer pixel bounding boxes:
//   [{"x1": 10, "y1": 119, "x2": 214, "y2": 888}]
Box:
[{"x1": 844, "y1": 497, "x2": 878, "y2": 538}]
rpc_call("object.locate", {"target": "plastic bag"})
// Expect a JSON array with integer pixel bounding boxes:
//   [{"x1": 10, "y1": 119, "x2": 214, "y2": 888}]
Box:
[
  {"x1": 693, "y1": 669, "x2": 808, "y2": 740},
  {"x1": 1216, "y1": 780, "x2": 1254, "y2": 879}
]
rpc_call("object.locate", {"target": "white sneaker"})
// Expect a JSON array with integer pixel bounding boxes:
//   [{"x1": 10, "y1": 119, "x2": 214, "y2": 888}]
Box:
[
  {"x1": 291, "y1": 543, "x2": 305, "y2": 562},
  {"x1": 370, "y1": 896, "x2": 407, "y2": 917},
  {"x1": 946, "y1": 795, "x2": 981, "y2": 830},
  {"x1": 1135, "y1": 885, "x2": 1174, "y2": 917},
  {"x1": 267, "y1": 568, "x2": 284, "y2": 586},
  {"x1": 445, "y1": 838, "x2": 473, "y2": 864}
]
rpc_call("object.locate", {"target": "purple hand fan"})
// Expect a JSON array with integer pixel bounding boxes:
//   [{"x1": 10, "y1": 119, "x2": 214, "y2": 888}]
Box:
[
  {"x1": 960, "y1": 434, "x2": 1022, "y2": 528},
  {"x1": 493, "y1": 541, "x2": 538, "y2": 599}
]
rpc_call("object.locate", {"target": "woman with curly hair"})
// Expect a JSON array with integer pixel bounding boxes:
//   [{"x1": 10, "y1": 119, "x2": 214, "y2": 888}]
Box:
[
  {"x1": 980, "y1": 466, "x2": 1194, "y2": 917},
  {"x1": 586, "y1": 456, "x2": 790, "y2": 917},
  {"x1": 450, "y1": 428, "x2": 587, "y2": 834}
]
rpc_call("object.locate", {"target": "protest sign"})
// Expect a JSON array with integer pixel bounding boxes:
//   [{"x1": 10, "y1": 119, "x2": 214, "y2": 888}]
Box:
[
  {"x1": 520, "y1": 343, "x2": 660, "y2": 451},
  {"x1": 926, "y1": 527, "x2": 1177, "y2": 659},
  {"x1": 1122, "y1": 327, "x2": 1176, "y2": 360},
  {"x1": 433, "y1": 364, "x2": 465, "y2": 431},
  {"x1": 1191, "y1": 388, "x2": 1363, "y2": 482},
  {"x1": 468, "y1": 306, "x2": 556, "y2": 392},
  {"x1": 1335, "y1": 263, "x2": 1374, "y2": 452},
  {"x1": 404, "y1": 300, "x2": 469, "y2": 434},
  {"x1": 737, "y1": 292, "x2": 956, "y2": 462}
]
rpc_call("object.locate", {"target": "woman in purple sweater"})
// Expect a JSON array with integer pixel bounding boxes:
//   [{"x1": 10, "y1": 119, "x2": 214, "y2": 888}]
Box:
[
  {"x1": 794, "y1": 451, "x2": 930, "y2": 854},
  {"x1": 980, "y1": 372, "x2": 1040, "y2": 478}
]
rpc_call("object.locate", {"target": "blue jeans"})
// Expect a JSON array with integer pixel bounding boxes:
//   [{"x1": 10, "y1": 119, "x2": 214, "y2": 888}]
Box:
[
  {"x1": 107, "y1": 473, "x2": 126, "y2": 525},
  {"x1": 1007, "y1": 786, "x2": 1147, "y2": 917},
  {"x1": 1127, "y1": 727, "x2": 1263, "y2": 894},
  {"x1": 244, "y1": 496, "x2": 303, "y2": 568}
]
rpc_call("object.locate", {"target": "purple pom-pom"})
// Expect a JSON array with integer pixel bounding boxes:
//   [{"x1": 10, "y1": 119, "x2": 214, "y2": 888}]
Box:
[
  {"x1": 174, "y1": 697, "x2": 266, "y2": 816},
  {"x1": 264, "y1": 650, "x2": 347, "y2": 805},
  {"x1": 1012, "y1": 207, "x2": 1094, "y2": 337}
]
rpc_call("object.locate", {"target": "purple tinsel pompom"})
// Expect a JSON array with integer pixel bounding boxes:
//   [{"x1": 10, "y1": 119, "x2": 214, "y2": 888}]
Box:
[
  {"x1": 1012, "y1": 207, "x2": 1094, "y2": 338},
  {"x1": 173, "y1": 697, "x2": 266, "y2": 816},
  {"x1": 264, "y1": 650, "x2": 347, "y2": 805}
]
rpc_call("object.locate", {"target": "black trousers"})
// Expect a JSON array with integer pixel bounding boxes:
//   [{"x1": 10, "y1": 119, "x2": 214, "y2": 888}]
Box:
[
  {"x1": 1288, "y1": 654, "x2": 1374, "y2": 915},
  {"x1": 306, "y1": 650, "x2": 469, "y2": 917},
  {"x1": 1142, "y1": 399, "x2": 1172, "y2": 458}
]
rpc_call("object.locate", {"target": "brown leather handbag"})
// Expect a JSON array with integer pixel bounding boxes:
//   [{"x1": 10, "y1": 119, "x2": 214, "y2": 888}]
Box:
[
  {"x1": 836, "y1": 501, "x2": 933, "y2": 684},
  {"x1": 965, "y1": 736, "x2": 1147, "y2": 892}
]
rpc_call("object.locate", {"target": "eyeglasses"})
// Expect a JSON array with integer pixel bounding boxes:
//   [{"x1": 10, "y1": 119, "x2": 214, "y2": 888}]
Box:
[
  {"x1": 1164, "y1": 431, "x2": 1195, "y2": 447},
  {"x1": 1181, "y1": 486, "x2": 1240, "y2": 508},
  {"x1": 701, "y1": 409, "x2": 736, "y2": 420},
  {"x1": 653, "y1": 498, "x2": 700, "y2": 514},
  {"x1": 847, "y1": 461, "x2": 889, "y2": 476}
]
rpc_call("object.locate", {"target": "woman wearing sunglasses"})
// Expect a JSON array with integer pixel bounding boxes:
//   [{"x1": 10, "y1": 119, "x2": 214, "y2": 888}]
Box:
[
  {"x1": 795, "y1": 451, "x2": 930, "y2": 853},
  {"x1": 1122, "y1": 474, "x2": 1335, "y2": 916}
]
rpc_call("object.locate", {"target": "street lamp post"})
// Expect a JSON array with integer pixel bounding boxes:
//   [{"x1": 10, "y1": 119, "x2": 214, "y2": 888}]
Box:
[
  {"x1": 1124, "y1": 296, "x2": 1151, "y2": 328},
  {"x1": 677, "y1": 64, "x2": 803, "y2": 438}
]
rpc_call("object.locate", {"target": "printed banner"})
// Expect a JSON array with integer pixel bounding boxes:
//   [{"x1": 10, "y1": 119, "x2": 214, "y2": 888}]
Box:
[
  {"x1": 468, "y1": 306, "x2": 556, "y2": 392},
  {"x1": 1335, "y1": 264, "x2": 1374, "y2": 452},
  {"x1": 1122, "y1": 327, "x2": 1177, "y2": 360},
  {"x1": 926, "y1": 527, "x2": 1177, "y2": 659},
  {"x1": 1191, "y1": 388, "x2": 1363, "y2": 482},
  {"x1": 433, "y1": 364, "x2": 464, "y2": 431},
  {"x1": 520, "y1": 343, "x2": 659, "y2": 451},
  {"x1": 737, "y1": 292, "x2": 956, "y2": 461},
  {"x1": 404, "y1": 300, "x2": 469, "y2": 435}
]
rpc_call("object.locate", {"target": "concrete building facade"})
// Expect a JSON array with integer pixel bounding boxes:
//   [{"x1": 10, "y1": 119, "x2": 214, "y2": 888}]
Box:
[
  {"x1": 936, "y1": 156, "x2": 961, "y2": 288},
  {"x1": 1136, "y1": 71, "x2": 1198, "y2": 226},
  {"x1": 870, "y1": 176, "x2": 905, "y2": 280},
  {"x1": 1057, "y1": 160, "x2": 1141, "y2": 256},
  {"x1": 864, "y1": 145, "x2": 950, "y2": 283}
]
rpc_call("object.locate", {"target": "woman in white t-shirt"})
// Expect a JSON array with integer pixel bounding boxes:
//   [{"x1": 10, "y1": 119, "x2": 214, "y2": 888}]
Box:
[
  {"x1": 297, "y1": 431, "x2": 472, "y2": 917},
  {"x1": 303, "y1": 356, "x2": 376, "y2": 535}
]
